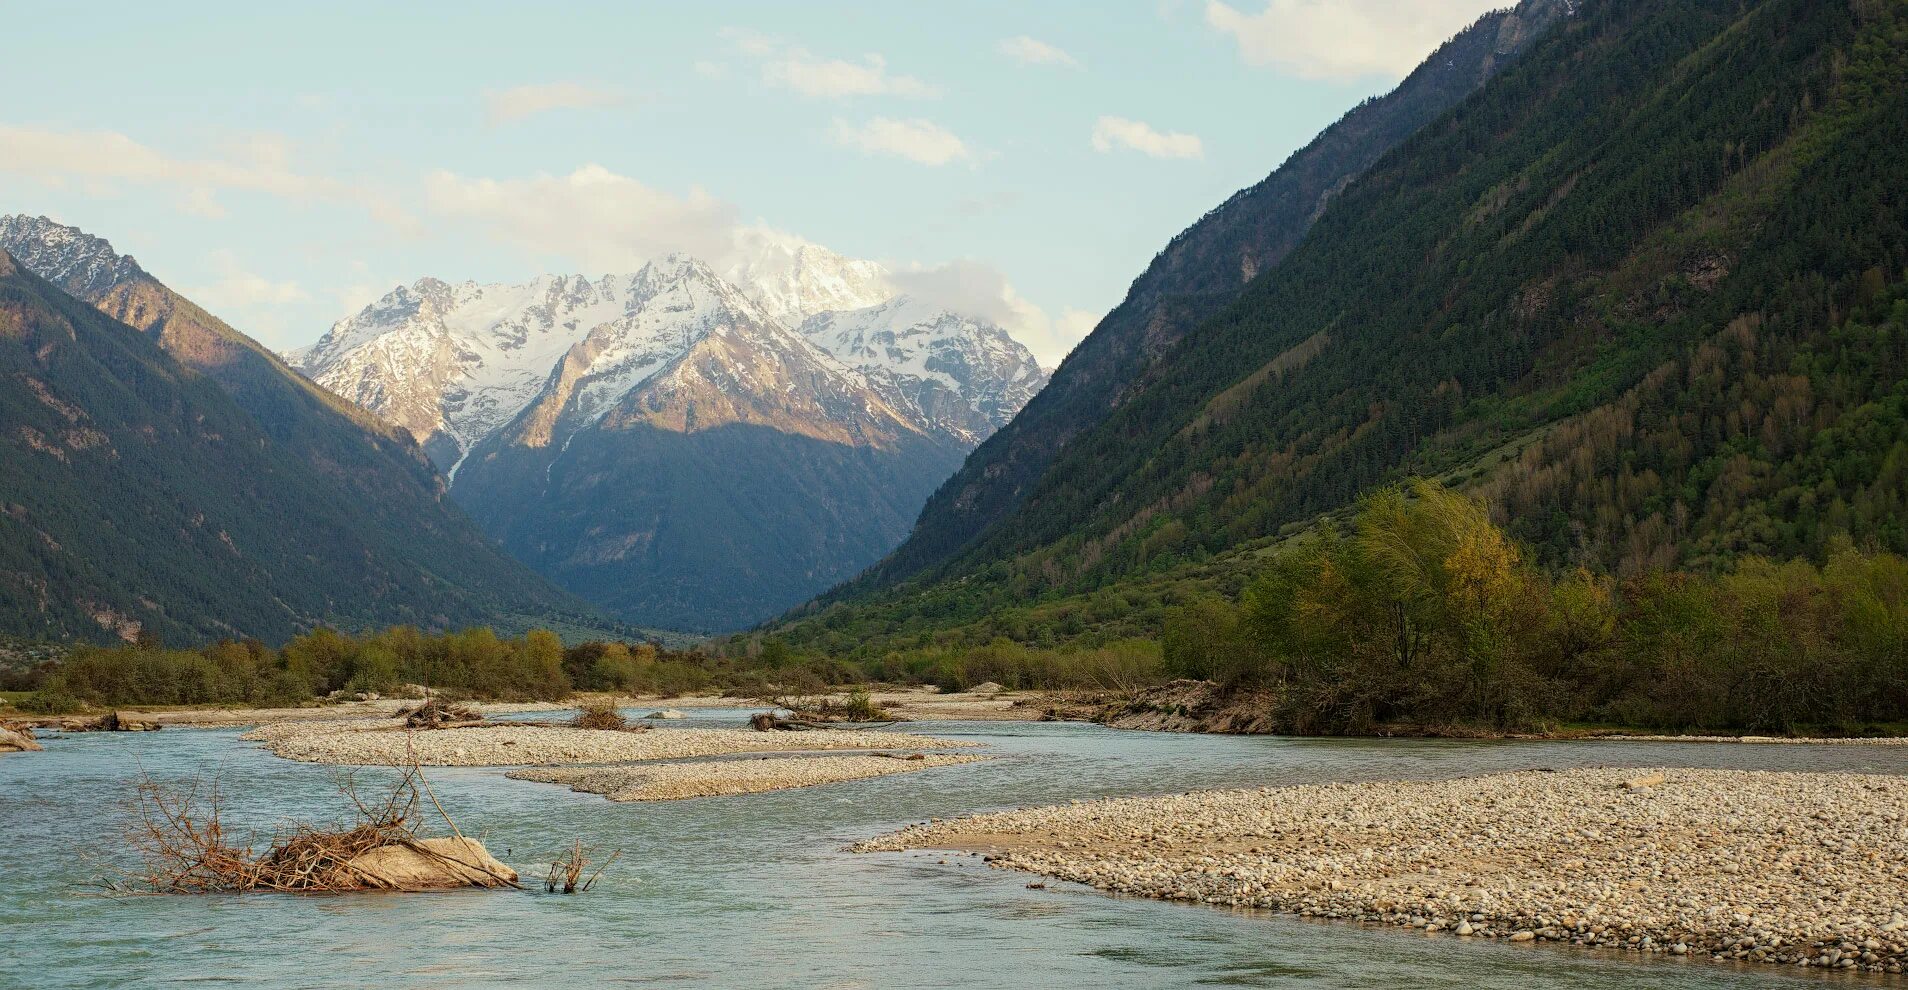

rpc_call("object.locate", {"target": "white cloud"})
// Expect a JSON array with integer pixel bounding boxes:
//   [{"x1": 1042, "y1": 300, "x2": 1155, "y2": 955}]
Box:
[
  {"x1": 889, "y1": 260, "x2": 1083, "y2": 366},
  {"x1": 830, "y1": 118, "x2": 973, "y2": 166},
  {"x1": 1090, "y1": 116, "x2": 1204, "y2": 159},
  {"x1": 726, "y1": 31, "x2": 937, "y2": 98},
  {"x1": 183, "y1": 249, "x2": 310, "y2": 340},
  {"x1": 693, "y1": 60, "x2": 729, "y2": 80},
  {"x1": 0, "y1": 125, "x2": 412, "y2": 229},
  {"x1": 997, "y1": 35, "x2": 1081, "y2": 69},
  {"x1": 423, "y1": 165, "x2": 741, "y2": 272},
  {"x1": 484, "y1": 82, "x2": 624, "y2": 126},
  {"x1": 1056, "y1": 306, "x2": 1100, "y2": 345},
  {"x1": 1205, "y1": 0, "x2": 1501, "y2": 80}
]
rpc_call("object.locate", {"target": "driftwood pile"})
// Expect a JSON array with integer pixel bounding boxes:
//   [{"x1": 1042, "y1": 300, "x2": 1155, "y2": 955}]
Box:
[
  {"x1": 570, "y1": 699, "x2": 631, "y2": 731},
  {"x1": 401, "y1": 698, "x2": 482, "y2": 729},
  {"x1": 750, "y1": 689, "x2": 900, "y2": 731},
  {"x1": 117, "y1": 762, "x2": 519, "y2": 894},
  {"x1": 749, "y1": 711, "x2": 834, "y2": 731}
]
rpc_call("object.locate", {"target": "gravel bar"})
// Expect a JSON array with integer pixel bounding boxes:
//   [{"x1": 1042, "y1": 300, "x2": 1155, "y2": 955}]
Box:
[
  {"x1": 242, "y1": 720, "x2": 976, "y2": 766},
  {"x1": 510, "y1": 753, "x2": 988, "y2": 801},
  {"x1": 856, "y1": 767, "x2": 1908, "y2": 974}
]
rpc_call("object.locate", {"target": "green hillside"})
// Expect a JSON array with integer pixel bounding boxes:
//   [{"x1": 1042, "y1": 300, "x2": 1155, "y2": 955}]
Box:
[
  {"x1": 0, "y1": 252, "x2": 607, "y2": 644},
  {"x1": 768, "y1": 0, "x2": 1908, "y2": 659},
  {"x1": 841, "y1": 0, "x2": 1572, "y2": 594}
]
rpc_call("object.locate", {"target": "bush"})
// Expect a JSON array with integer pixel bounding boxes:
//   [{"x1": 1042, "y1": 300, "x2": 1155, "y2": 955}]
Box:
[
  {"x1": 571, "y1": 698, "x2": 627, "y2": 731},
  {"x1": 18, "y1": 687, "x2": 81, "y2": 714}
]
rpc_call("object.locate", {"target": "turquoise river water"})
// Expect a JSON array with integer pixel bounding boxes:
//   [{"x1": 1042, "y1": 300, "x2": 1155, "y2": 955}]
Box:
[{"x1": 4, "y1": 708, "x2": 1907, "y2": 988}]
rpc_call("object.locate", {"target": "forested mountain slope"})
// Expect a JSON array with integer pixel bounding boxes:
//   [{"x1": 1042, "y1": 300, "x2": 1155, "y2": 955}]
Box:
[
  {"x1": 771, "y1": 0, "x2": 1908, "y2": 657},
  {"x1": 845, "y1": 0, "x2": 1572, "y2": 590},
  {"x1": 0, "y1": 234, "x2": 600, "y2": 644}
]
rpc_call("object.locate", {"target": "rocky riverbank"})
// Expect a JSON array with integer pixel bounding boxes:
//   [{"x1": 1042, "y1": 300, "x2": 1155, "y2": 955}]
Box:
[
  {"x1": 857, "y1": 767, "x2": 1908, "y2": 974},
  {"x1": 511, "y1": 752, "x2": 987, "y2": 801},
  {"x1": 244, "y1": 720, "x2": 977, "y2": 766}
]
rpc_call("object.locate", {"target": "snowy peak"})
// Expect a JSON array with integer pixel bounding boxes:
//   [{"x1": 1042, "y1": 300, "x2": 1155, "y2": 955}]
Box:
[
  {"x1": 295, "y1": 246, "x2": 1050, "y2": 480},
  {"x1": 0, "y1": 215, "x2": 149, "y2": 299},
  {"x1": 294, "y1": 255, "x2": 797, "y2": 471},
  {"x1": 723, "y1": 231, "x2": 893, "y2": 328},
  {"x1": 594, "y1": 307, "x2": 918, "y2": 449},
  {"x1": 799, "y1": 295, "x2": 1049, "y2": 445}
]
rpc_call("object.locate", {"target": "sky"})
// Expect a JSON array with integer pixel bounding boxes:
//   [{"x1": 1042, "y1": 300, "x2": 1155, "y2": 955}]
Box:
[{"x1": 1, "y1": 0, "x2": 1510, "y2": 365}]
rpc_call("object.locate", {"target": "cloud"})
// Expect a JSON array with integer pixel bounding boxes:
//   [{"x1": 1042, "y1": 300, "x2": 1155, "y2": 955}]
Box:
[
  {"x1": 182, "y1": 249, "x2": 310, "y2": 340},
  {"x1": 693, "y1": 60, "x2": 729, "y2": 80},
  {"x1": 1090, "y1": 116, "x2": 1204, "y2": 159},
  {"x1": 484, "y1": 82, "x2": 624, "y2": 125},
  {"x1": 423, "y1": 164, "x2": 741, "y2": 272},
  {"x1": 996, "y1": 35, "x2": 1081, "y2": 69},
  {"x1": 889, "y1": 260, "x2": 1084, "y2": 366},
  {"x1": 726, "y1": 30, "x2": 937, "y2": 98},
  {"x1": 0, "y1": 125, "x2": 412, "y2": 229},
  {"x1": 830, "y1": 118, "x2": 973, "y2": 166},
  {"x1": 1205, "y1": 0, "x2": 1502, "y2": 80}
]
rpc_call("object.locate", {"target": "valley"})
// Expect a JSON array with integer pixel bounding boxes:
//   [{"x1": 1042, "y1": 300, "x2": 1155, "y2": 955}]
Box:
[{"x1": 5, "y1": 0, "x2": 1908, "y2": 986}]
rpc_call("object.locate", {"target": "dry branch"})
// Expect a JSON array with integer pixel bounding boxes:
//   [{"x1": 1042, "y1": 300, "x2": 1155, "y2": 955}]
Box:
[{"x1": 116, "y1": 760, "x2": 519, "y2": 894}]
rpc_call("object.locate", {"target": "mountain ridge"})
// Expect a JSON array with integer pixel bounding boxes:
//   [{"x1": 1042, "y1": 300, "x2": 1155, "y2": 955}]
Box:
[
  {"x1": 0, "y1": 216, "x2": 606, "y2": 644},
  {"x1": 838, "y1": 0, "x2": 1575, "y2": 593},
  {"x1": 763, "y1": 0, "x2": 1908, "y2": 658}
]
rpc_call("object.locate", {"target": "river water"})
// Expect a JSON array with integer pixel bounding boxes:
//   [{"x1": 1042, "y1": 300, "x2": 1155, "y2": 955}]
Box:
[{"x1": 4, "y1": 710, "x2": 1906, "y2": 988}]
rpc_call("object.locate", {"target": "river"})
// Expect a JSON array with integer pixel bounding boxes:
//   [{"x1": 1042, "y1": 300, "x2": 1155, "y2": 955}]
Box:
[{"x1": 4, "y1": 710, "x2": 1905, "y2": 988}]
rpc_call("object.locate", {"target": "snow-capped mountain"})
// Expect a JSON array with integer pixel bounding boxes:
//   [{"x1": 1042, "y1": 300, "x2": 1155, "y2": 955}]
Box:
[
  {"x1": 0, "y1": 215, "x2": 148, "y2": 297},
  {"x1": 290, "y1": 245, "x2": 1049, "y2": 631},
  {"x1": 722, "y1": 229, "x2": 892, "y2": 328},
  {"x1": 295, "y1": 250, "x2": 1046, "y2": 473},
  {"x1": 799, "y1": 295, "x2": 1049, "y2": 446},
  {"x1": 482, "y1": 255, "x2": 919, "y2": 458}
]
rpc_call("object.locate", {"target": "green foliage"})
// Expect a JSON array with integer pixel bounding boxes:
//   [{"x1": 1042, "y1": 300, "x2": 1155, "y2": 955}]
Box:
[
  {"x1": 852, "y1": 0, "x2": 1566, "y2": 592},
  {"x1": 776, "y1": 0, "x2": 1908, "y2": 660},
  {"x1": 1167, "y1": 481, "x2": 1908, "y2": 734},
  {"x1": 26, "y1": 626, "x2": 708, "y2": 708},
  {"x1": 18, "y1": 687, "x2": 81, "y2": 714}
]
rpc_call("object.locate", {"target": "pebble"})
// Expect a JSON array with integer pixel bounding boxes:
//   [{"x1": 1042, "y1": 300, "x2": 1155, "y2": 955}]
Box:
[
  {"x1": 242, "y1": 720, "x2": 976, "y2": 766},
  {"x1": 508, "y1": 753, "x2": 985, "y2": 801},
  {"x1": 853, "y1": 767, "x2": 1908, "y2": 975}
]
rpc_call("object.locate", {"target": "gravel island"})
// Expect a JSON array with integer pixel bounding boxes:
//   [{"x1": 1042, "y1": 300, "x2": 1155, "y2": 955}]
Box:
[
  {"x1": 243, "y1": 720, "x2": 976, "y2": 766},
  {"x1": 511, "y1": 752, "x2": 987, "y2": 801},
  {"x1": 857, "y1": 767, "x2": 1908, "y2": 974}
]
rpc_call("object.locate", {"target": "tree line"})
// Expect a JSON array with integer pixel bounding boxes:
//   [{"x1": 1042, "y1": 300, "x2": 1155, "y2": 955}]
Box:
[{"x1": 1159, "y1": 481, "x2": 1908, "y2": 734}]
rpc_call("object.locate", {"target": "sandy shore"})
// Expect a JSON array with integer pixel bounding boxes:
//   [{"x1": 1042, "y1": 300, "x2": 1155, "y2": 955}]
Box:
[
  {"x1": 510, "y1": 752, "x2": 988, "y2": 801},
  {"x1": 857, "y1": 767, "x2": 1908, "y2": 974},
  {"x1": 242, "y1": 720, "x2": 977, "y2": 766}
]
